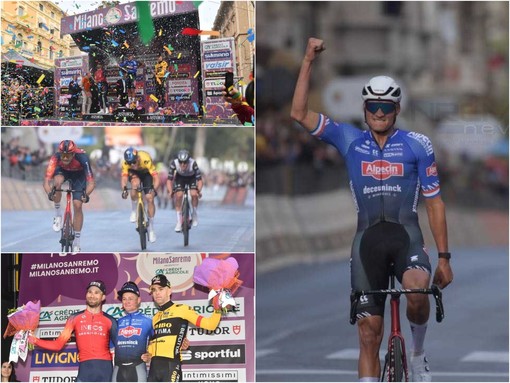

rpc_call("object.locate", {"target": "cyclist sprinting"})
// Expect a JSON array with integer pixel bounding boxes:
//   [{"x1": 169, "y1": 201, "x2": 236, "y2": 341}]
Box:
[
  {"x1": 290, "y1": 37, "x2": 453, "y2": 382},
  {"x1": 28, "y1": 280, "x2": 117, "y2": 382},
  {"x1": 166, "y1": 150, "x2": 203, "y2": 232},
  {"x1": 146, "y1": 274, "x2": 221, "y2": 382},
  {"x1": 121, "y1": 147, "x2": 159, "y2": 243},
  {"x1": 43, "y1": 139, "x2": 95, "y2": 253}
]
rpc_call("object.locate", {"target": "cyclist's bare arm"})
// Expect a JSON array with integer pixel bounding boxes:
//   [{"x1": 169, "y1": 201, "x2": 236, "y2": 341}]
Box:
[
  {"x1": 43, "y1": 177, "x2": 53, "y2": 194},
  {"x1": 424, "y1": 195, "x2": 453, "y2": 288},
  {"x1": 151, "y1": 172, "x2": 160, "y2": 191},
  {"x1": 290, "y1": 37, "x2": 325, "y2": 131},
  {"x1": 121, "y1": 174, "x2": 129, "y2": 190},
  {"x1": 85, "y1": 179, "x2": 95, "y2": 196}
]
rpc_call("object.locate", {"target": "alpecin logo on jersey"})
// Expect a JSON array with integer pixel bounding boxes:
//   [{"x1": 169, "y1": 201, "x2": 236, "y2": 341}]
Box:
[
  {"x1": 119, "y1": 326, "x2": 142, "y2": 338},
  {"x1": 362, "y1": 160, "x2": 404, "y2": 180}
]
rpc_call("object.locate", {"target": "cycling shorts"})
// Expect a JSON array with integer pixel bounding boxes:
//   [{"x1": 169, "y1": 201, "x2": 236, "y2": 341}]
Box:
[
  {"x1": 147, "y1": 356, "x2": 181, "y2": 382},
  {"x1": 128, "y1": 170, "x2": 154, "y2": 194},
  {"x1": 76, "y1": 360, "x2": 113, "y2": 382},
  {"x1": 126, "y1": 74, "x2": 136, "y2": 89},
  {"x1": 172, "y1": 174, "x2": 198, "y2": 193},
  {"x1": 351, "y1": 221, "x2": 431, "y2": 320},
  {"x1": 53, "y1": 168, "x2": 86, "y2": 201},
  {"x1": 112, "y1": 362, "x2": 147, "y2": 382}
]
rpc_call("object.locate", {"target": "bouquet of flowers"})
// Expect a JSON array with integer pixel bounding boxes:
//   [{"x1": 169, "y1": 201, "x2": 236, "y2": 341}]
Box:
[
  {"x1": 3, "y1": 300, "x2": 41, "y2": 363},
  {"x1": 193, "y1": 257, "x2": 243, "y2": 312}
]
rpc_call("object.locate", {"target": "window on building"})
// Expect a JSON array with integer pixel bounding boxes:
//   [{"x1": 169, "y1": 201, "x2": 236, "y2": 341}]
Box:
[
  {"x1": 39, "y1": 4, "x2": 44, "y2": 11},
  {"x1": 51, "y1": 11, "x2": 55, "y2": 19},
  {"x1": 15, "y1": 33, "x2": 23, "y2": 48},
  {"x1": 49, "y1": 50, "x2": 54, "y2": 60},
  {"x1": 50, "y1": 28, "x2": 55, "y2": 35},
  {"x1": 37, "y1": 41, "x2": 42, "y2": 53},
  {"x1": 59, "y1": 50, "x2": 63, "y2": 58},
  {"x1": 18, "y1": 6, "x2": 24, "y2": 16}
]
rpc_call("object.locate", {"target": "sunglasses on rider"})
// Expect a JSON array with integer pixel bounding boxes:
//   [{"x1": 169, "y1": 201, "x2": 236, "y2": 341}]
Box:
[
  {"x1": 61, "y1": 153, "x2": 74, "y2": 160},
  {"x1": 365, "y1": 101, "x2": 397, "y2": 115}
]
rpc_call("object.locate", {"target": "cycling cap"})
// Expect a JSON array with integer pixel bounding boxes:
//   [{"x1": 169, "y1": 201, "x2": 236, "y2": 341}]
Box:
[
  {"x1": 362, "y1": 76, "x2": 402, "y2": 103},
  {"x1": 151, "y1": 274, "x2": 171, "y2": 288},
  {"x1": 58, "y1": 140, "x2": 77, "y2": 153},
  {"x1": 124, "y1": 147, "x2": 138, "y2": 164},
  {"x1": 117, "y1": 281, "x2": 140, "y2": 300},
  {"x1": 177, "y1": 149, "x2": 190, "y2": 163},
  {"x1": 87, "y1": 280, "x2": 106, "y2": 294}
]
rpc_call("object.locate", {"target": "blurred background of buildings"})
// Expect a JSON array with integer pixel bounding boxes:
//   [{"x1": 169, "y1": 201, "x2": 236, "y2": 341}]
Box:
[{"x1": 256, "y1": 1, "x2": 508, "y2": 262}]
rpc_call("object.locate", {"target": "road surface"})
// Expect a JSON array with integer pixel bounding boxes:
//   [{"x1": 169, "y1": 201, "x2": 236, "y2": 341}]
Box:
[{"x1": 2, "y1": 204, "x2": 254, "y2": 253}]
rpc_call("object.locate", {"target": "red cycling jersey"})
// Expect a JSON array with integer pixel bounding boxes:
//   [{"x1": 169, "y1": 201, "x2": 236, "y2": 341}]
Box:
[
  {"x1": 45, "y1": 149, "x2": 94, "y2": 182},
  {"x1": 32, "y1": 309, "x2": 117, "y2": 362}
]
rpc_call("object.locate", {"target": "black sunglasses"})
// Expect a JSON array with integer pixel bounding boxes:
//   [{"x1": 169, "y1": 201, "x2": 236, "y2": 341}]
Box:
[{"x1": 365, "y1": 101, "x2": 397, "y2": 115}]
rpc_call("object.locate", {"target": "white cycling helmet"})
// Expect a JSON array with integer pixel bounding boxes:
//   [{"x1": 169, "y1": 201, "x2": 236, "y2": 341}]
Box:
[{"x1": 361, "y1": 76, "x2": 402, "y2": 103}]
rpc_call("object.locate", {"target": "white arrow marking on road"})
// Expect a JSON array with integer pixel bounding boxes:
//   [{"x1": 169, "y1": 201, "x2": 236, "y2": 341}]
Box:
[{"x1": 461, "y1": 351, "x2": 509, "y2": 363}]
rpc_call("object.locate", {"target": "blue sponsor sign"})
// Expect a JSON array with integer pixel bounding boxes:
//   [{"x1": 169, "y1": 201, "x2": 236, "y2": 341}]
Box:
[
  {"x1": 204, "y1": 51, "x2": 231, "y2": 60},
  {"x1": 31, "y1": 348, "x2": 79, "y2": 367}
]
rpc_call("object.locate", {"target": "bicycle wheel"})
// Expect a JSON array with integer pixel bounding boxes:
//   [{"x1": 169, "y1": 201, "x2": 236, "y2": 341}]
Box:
[
  {"x1": 61, "y1": 214, "x2": 73, "y2": 252},
  {"x1": 182, "y1": 199, "x2": 189, "y2": 247},
  {"x1": 138, "y1": 203, "x2": 147, "y2": 250},
  {"x1": 388, "y1": 337, "x2": 406, "y2": 381}
]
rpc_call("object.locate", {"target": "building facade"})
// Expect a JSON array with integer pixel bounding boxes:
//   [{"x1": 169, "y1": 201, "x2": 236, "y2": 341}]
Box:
[
  {"x1": 212, "y1": 1, "x2": 255, "y2": 87},
  {"x1": 1, "y1": 1, "x2": 72, "y2": 70}
]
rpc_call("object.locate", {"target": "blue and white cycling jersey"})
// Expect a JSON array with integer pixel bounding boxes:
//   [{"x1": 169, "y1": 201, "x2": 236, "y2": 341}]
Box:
[
  {"x1": 311, "y1": 113, "x2": 441, "y2": 231},
  {"x1": 115, "y1": 311, "x2": 153, "y2": 364}
]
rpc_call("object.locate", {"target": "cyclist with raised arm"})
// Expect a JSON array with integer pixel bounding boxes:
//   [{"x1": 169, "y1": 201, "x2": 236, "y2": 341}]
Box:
[
  {"x1": 121, "y1": 147, "x2": 159, "y2": 243},
  {"x1": 146, "y1": 274, "x2": 221, "y2": 382},
  {"x1": 43, "y1": 139, "x2": 95, "y2": 253},
  {"x1": 28, "y1": 280, "x2": 117, "y2": 382},
  {"x1": 290, "y1": 37, "x2": 453, "y2": 382},
  {"x1": 166, "y1": 150, "x2": 203, "y2": 232}
]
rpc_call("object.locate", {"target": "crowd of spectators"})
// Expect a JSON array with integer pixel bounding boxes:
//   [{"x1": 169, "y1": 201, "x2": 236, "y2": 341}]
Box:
[
  {"x1": 1, "y1": 77, "x2": 54, "y2": 124},
  {"x1": 1, "y1": 138, "x2": 48, "y2": 180}
]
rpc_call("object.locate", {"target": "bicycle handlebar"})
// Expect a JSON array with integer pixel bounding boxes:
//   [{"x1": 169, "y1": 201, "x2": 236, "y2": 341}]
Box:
[
  {"x1": 125, "y1": 186, "x2": 157, "y2": 197},
  {"x1": 349, "y1": 285, "x2": 445, "y2": 325},
  {"x1": 53, "y1": 188, "x2": 84, "y2": 193}
]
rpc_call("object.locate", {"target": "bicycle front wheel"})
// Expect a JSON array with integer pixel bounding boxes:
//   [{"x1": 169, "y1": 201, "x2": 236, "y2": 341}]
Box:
[
  {"x1": 182, "y1": 200, "x2": 189, "y2": 247},
  {"x1": 138, "y1": 203, "x2": 147, "y2": 250},
  {"x1": 388, "y1": 337, "x2": 406, "y2": 382},
  {"x1": 61, "y1": 214, "x2": 73, "y2": 252}
]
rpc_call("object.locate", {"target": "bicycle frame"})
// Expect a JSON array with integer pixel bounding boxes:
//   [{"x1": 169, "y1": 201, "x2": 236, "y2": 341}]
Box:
[
  {"x1": 350, "y1": 267, "x2": 444, "y2": 382},
  {"x1": 54, "y1": 186, "x2": 81, "y2": 253},
  {"x1": 128, "y1": 185, "x2": 150, "y2": 250},
  {"x1": 180, "y1": 184, "x2": 192, "y2": 246}
]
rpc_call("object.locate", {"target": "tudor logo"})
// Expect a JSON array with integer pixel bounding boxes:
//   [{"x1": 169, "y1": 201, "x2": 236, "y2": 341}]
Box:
[
  {"x1": 233, "y1": 325, "x2": 241, "y2": 335},
  {"x1": 426, "y1": 162, "x2": 438, "y2": 177},
  {"x1": 362, "y1": 160, "x2": 404, "y2": 180}
]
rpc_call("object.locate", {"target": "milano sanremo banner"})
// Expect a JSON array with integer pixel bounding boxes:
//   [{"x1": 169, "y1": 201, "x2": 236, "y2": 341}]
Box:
[{"x1": 15, "y1": 253, "x2": 255, "y2": 382}]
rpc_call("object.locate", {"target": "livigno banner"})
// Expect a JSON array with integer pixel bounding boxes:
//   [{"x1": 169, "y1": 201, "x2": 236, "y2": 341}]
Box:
[{"x1": 15, "y1": 253, "x2": 254, "y2": 382}]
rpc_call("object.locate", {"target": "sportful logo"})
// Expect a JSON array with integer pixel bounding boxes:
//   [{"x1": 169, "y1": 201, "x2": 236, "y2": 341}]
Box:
[
  {"x1": 362, "y1": 161, "x2": 404, "y2": 180},
  {"x1": 119, "y1": 326, "x2": 142, "y2": 338}
]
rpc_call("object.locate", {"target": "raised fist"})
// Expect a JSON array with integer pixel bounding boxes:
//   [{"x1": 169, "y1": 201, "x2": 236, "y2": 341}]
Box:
[{"x1": 304, "y1": 37, "x2": 325, "y2": 62}]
